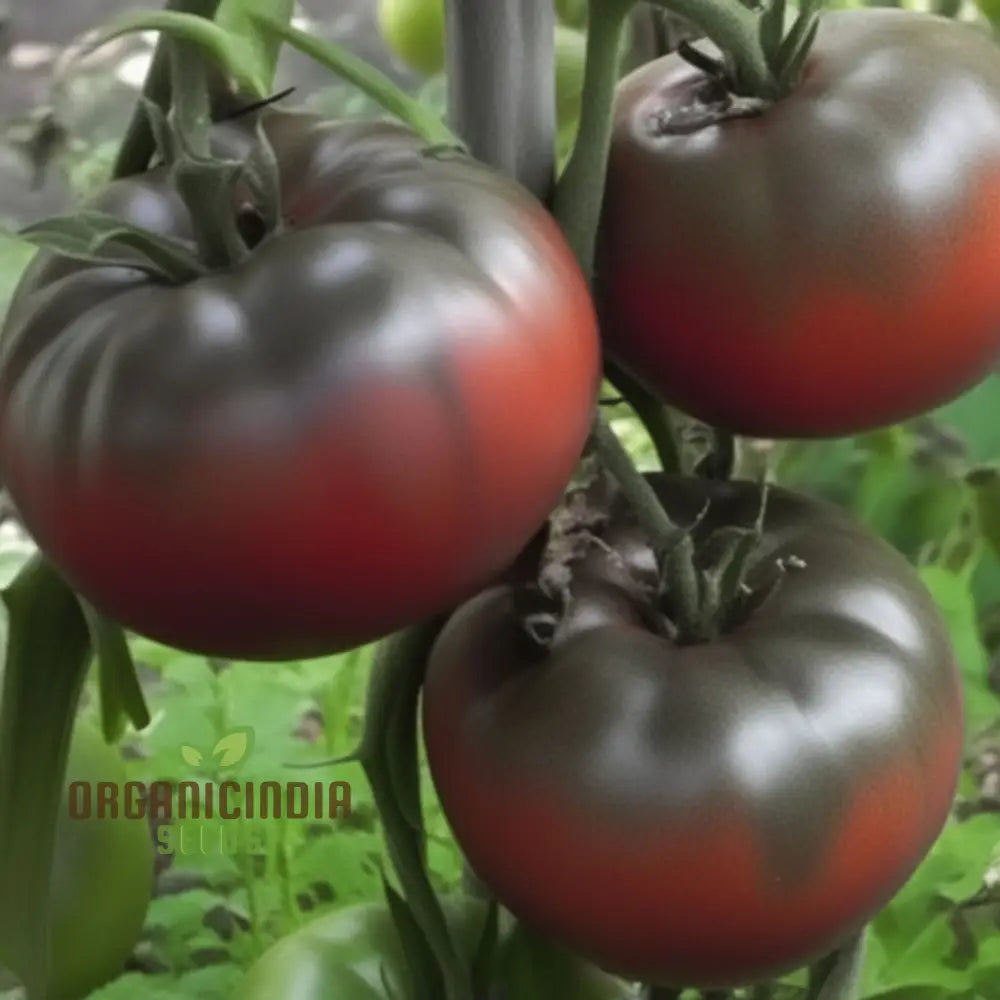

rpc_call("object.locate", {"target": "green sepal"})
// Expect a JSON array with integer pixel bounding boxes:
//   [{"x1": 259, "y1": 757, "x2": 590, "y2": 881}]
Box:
[
  {"x1": 758, "y1": 0, "x2": 787, "y2": 74},
  {"x1": 775, "y1": 0, "x2": 821, "y2": 89},
  {"x1": 12, "y1": 210, "x2": 206, "y2": 282},
  {"x1": 241, "y1": 118, "x2": 284, "y2": 237},
  {"x1": 77, "y1": 598, "x2": 150, "y2": 742},
  {"x1": 0, "y1": 557, "x2": 92, "y2": 1000}
]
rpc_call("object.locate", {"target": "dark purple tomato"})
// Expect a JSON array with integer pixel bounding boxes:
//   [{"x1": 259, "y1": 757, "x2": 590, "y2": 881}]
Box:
[
  {"x1": 0, "y1": 110, "x2": 600, "y2": 660},
  {"x1": 600, "y1": 10, "x2": 1000, "y2": 438},
  {"x1": 423, "y1": 475, "x2": 964, "y2": 986}
]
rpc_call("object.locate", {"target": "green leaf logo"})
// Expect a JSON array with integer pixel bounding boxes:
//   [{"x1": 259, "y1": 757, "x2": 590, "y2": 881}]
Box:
[
  {"x1": 180, "y1": 745, "x2": 204, "y2": 768},
  {"x1": 212, "y1": 728, "x2": 253, "y2": 768}
]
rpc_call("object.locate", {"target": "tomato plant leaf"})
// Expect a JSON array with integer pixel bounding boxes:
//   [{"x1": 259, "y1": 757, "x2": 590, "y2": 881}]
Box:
[
  {"x1": 0, "y1": 556, "x2": 91, "y2": 1000},
  {"x1": 919, "y1": 564, "x2": 997, "y2": 732},
  {"x1": 11, "y1": 211, "x2": 206, "y2": 282}
]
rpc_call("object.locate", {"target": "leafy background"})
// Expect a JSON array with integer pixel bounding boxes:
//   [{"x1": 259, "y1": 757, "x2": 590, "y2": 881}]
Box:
[{"x1": 3, "y1": 0, "x2": 1000, "y2": 997}]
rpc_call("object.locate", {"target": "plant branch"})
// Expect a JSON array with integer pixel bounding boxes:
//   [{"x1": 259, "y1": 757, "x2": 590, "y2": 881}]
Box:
[
  {"x1": 551, "y1": 0, "x2": 633, "y2": 275},
  {"x1": 591, "y1": 414, "x2": 685, "y2": 552},
  {"x1": 249, "y1": 14, "x2": 460, "y2": 148},
  {"x1": 112, "y1": 0, "x2": 223, "y2": 179},
  {"x1": 606, "y1": 361, "x2": 682, "y2": 473}
]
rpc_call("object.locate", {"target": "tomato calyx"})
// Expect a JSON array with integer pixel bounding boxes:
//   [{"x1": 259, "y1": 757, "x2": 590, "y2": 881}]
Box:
[
  {"x1": 658, "y1": 43, "x2": 769, "y2": 134},
  {"x1": 516, "y1": 472, "x2": 806, "y2": 650},
  {"x1": 12, "y1": 41, "x2": 286, "y2": 283},
  {"x1": 647, "y1": 77, "x2": 766, "y2": 135}
]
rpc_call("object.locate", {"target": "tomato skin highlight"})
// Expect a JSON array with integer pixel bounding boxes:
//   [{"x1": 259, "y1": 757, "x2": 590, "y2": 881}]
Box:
[
  {"x1": 600, "y1": 9, "x2": 1000, "y2": 439},
  {"x1": 0, "y1": 112, "x2": 599, "y2": 661},
  {"x1": 422, "y1": 476, "x2": 964, "y2": 987}
]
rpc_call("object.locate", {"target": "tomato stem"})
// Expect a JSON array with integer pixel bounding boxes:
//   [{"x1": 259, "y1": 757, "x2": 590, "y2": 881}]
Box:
[
  {"x1": 646, "y1": 0, "x2": 776, "y2": 98},
  {"x1": 249, "y1": 14, "x2": 462, "y2": 150},
  {"x1": 606, "y1": 361, "x2": 683, "y2": 474},
  {"x1": 111, "y1": 0, "x2": 223, "y2": 179},
  {"x1": 591, "y1": 415, "x2": 687, "y2": 551},
  {"x1": 552, "y1": 0, "x2": 633, "y2": 275},
  {"x1": 164, "y1": 38, "x2": 253, "y2": 269}
]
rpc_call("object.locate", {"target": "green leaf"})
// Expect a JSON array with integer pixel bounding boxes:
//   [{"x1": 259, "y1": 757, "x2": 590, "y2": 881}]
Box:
[
  {"x1": 180, "y1": 744, "x2": 205, "y2": 768},
  {"x1": 919, "y1": 564, "x2": 997, "y2": 731},
  {"x1": 78, "y1": 599, "x2": 150, "y2": 741},
  {"x1": 867, "y1": 914, "x2": 970, "y2": 994},
  {"x1": 496, "y1": 921, "x2": 631, "y2": 1000},
  {"x1": 0, "y1": 557, "x2": 91, "y2": 999},
  {"x1": 758, "y1": 0, "x2": 788, "y2": 73},
  {"x1": 934, "y1": 377, "x2": 1000, "y2": 464}
]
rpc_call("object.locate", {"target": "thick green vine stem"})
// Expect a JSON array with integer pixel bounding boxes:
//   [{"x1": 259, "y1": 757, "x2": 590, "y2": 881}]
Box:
[{"x1": 112, "y1": 0, "x2": 223, "y2": 179}]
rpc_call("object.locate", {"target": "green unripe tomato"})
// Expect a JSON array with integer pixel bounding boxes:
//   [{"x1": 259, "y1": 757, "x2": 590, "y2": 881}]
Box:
[
  {"x1": 377, "y1": 0, "x2": 446, "y2": 76},
  {"x1": 47, "y1": 721, "x2": 154, "y2": 999}
]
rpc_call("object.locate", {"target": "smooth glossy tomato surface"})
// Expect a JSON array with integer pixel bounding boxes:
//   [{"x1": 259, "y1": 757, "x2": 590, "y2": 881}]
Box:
[
  {"x1": 236, "y1": 896, "x2": 634, "y2": 1000},
  {"x1": 44, "y1": 721, "x2": 153, "y2": 999},
  {"x1": 0, "y1": 109, "x2": 599, "y2": 660},
  {"x1": 600, "y1": 9, "x2": 1000, "y2": 438},
  {"x1": 423, "y1": 475, "x2": 964, "y2": 987}
]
